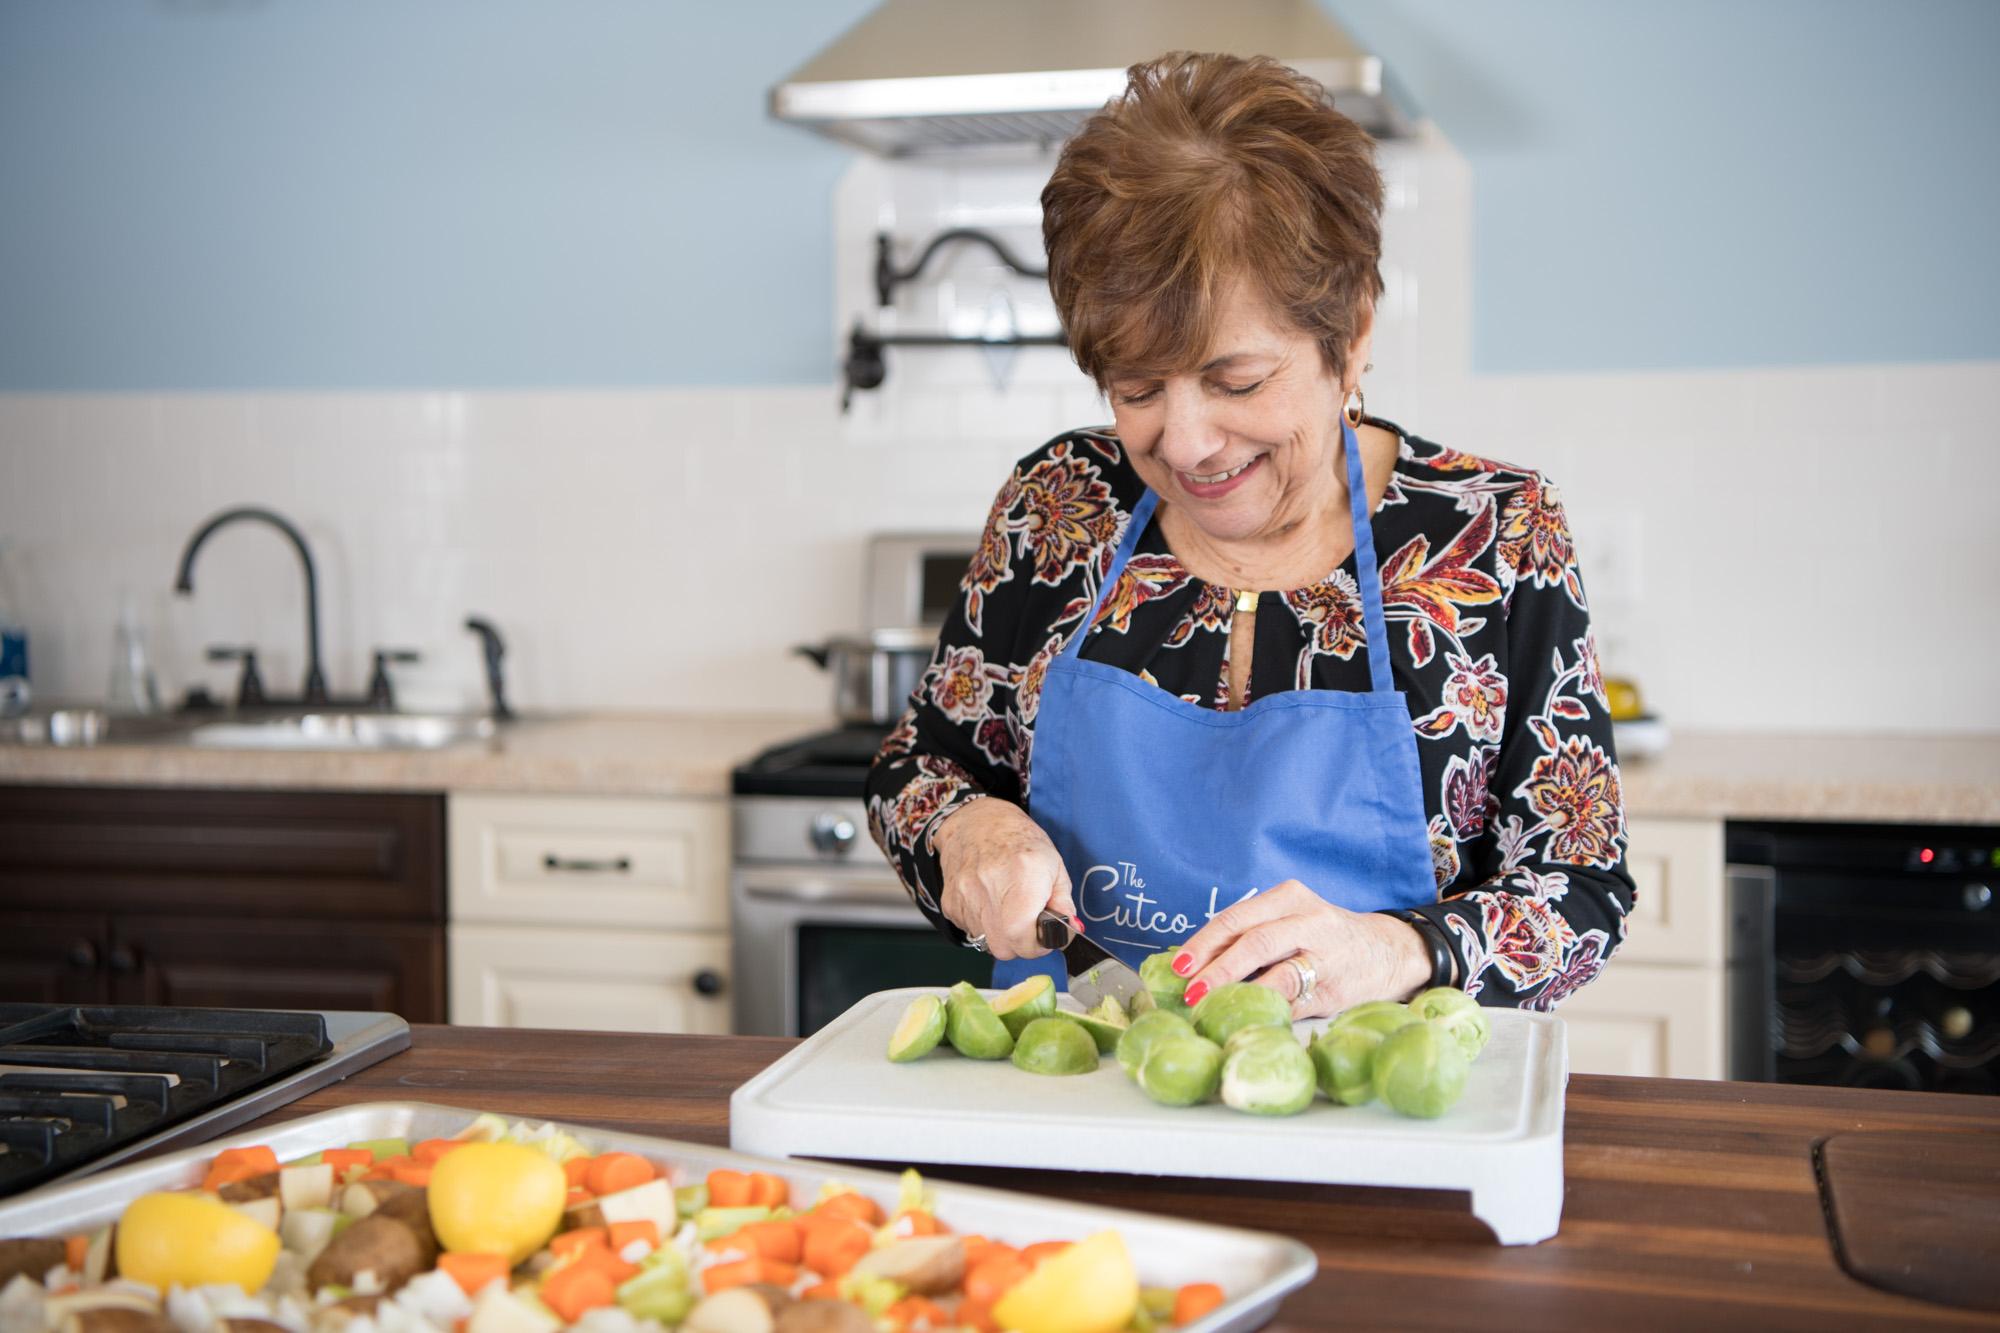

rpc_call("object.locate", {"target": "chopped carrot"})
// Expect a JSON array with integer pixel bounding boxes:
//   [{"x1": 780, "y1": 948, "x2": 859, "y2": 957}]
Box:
[
  {"x1": 746, "y1": 1172, "x2": 789, "y2": 1209},
  {"x1": 801, "y1": 1215, "x2": 872, "y2": 1278},
  {"x1": 963, "y1": 1253, "x2": 1031, "y2": 1304},
  {"x1": 956, "y1": 1298, "x2": 1000, "y2": 1333},
  {"x1": 607, "y1": 1220, "x2": 659, "y2": 1252},
  {"x1": 563, "y1": 1157, "x2": 595, "y2": 1189},
  {"x1": 320, "y1": 1149, "x2": 372, "y2": 1177},
  {"x1": 701, "y1": 1257, "x2": 763, "y2": 1294},
  {"x1": 63, "y1": 1236, "x2": 88, "y2": 1272},
  {"x1": 436, "y1": 1253, "x2": 510, "y2": 1296},
  {"x1": 541, "y1": 1263, "x2": 616, "y2": 1322},
  {"x1": 549, "y1": 1227, "x2": 610, "y2": 1260},
  {"x1": 201, "y1": 1145, "x2": 278, "y2": 1192},
  {"x1": 895, "y1": 1208, "x2": 946, "y2": 1236},
  {"x1": 735, "y1": 1218, "x2": 802, "y2": 1265},
  {"x1": 884, "y1": 1296, "x2": 950, "y2": 1331},
  {"x1": 573, "y1": 1247, "x2": 639, "y2": 1283},
  {"x1": 363, "y1": 1154, "x2": 412, "y2": 1181},
  {"x1": 1173, "y1": 1282, "x2": 1226, "y2": 1323},
  {"x1": 412, "y1": 1138, "x2": 464, "y2": 1165},
  {"x1": 802, "y1": 1281, "x2": 841, "y2": 1301},
  {"x1": 706, "y1": 1169, "x2": 752, "y2": 1208},
  {"x1": 814, "y1": 1192, "x2": 883, "y2": 1226},
  {"x1": 961, "y1": 1239, "x2": 1017, "y2": 1272},
  {"x1": 1019, "y1": 1240, "x2": 1071, "y2": 1267},
  {"x1": 758, "y1": 1260, "x2": 798, "y2": 1287},
  {"x1": 390, "y1": 1161, "x2": 434, "y2": 1188},
  {"x1": 585, "y1": 1152, "x2": 656, "y2": 1196},
  {"x1": 565, "y1": 1186, "x2": 594, "y2": 1208}
]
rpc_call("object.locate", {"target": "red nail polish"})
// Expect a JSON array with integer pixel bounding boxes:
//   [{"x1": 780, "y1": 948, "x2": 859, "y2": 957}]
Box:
[
  {"x1": 1071, "y1": 915, "x2": 1085, "y2": 935},
  {"x1": 1184, "y1": 980, "x2": 1209, "y2": 1006},
  {"x1": 1170, "y1": 951, "x2": 1194, "y2": 976}
]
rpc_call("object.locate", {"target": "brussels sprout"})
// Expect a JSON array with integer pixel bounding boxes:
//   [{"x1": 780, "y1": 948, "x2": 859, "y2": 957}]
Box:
[
  {"x1": 1010, "y1": 1016, "x2": 1100, "y2": 1075},
  {"x1": 1190, "y1": 981, "x2": 1293, "y2": 1047},
  {"x1": 1137, "y1": 951, "x2": 1191, "y2": 1012},
  {"x1": 1219, "y1": 1030, "x2": 1315, "y2": 1116},
  {"x1": 992, "y1": 974, "x2": 1057, "y2": 1039},
  {"x1": 1068, "y1": 996, "x2": 1131, "y2": 1054},
  {"x1": 944, "y1": 981, "x2": 1015, "y2": 1060},
  {"x1": 1329, "y1": 999, "x2": 1420, "y2": 1038},
  {"x1": 1115, "y1": 1010, "x2": 1196, "y2": 1080},
  {"x1": 1126, "y1": 988, "x2": 1158, "y2": 1018},
  {"x1": 1408, "y1": 986, "x2": 1490, "y2": 1060},
  {"x1": 886, "y1": 994, "x2": 947, "y2": 1062},
  {"x1": 1222, "y1": 1022, "x2": 1303, "y2": 1061},
  {"x1": 1309, "y1": 1024, "x2": 1384, "y2": 1106},
  {"x1": 1372, "y1": 1020, "x2": 1470, "y2": 1118},
  {"x1": 1135, "y1": 1033, "x2": 1224, "y2": 1106}
]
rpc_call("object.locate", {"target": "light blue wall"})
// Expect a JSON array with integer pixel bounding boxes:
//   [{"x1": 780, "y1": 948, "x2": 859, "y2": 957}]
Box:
[{"x1": 2, "y1": 0, "x2": 1995, "y2": 389}]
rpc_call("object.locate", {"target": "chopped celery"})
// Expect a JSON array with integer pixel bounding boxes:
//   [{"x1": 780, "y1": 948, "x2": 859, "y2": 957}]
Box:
[
  {"x1": 693, "y1": 1206, "x2": 771, "y2": 1242},
  {"x1": 1139, "y1": 1288, "x2": 1177, "y2": 1319},
  {"x1": 346, "y1": 1138, "x2": 410, "y2": 1162},
  {"x1": 288, "y1": 1151, "x2": 324, "y2": 1167},
  {"x1": 615, "y1": 1264, "x2": 692, "y2": 1324},
  {"x1": 673, "y1": 1184, "x2": 708, "y2": 1219},
  {"x1": 896, "y1": 1167, "x2": 931, "y2": 1216},
  {"x1": 838, "y1": 1274, "x2": 907, "y2": 1317}
]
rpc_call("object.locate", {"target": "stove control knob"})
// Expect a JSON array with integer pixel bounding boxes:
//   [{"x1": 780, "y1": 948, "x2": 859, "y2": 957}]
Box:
[
  {"x1": 1966, "y1": 883, "x2": 1993, "y2": 912},
  {"x1": 810, "y1": 813, "x2": 858, "y2": 857},
  {"x1": 692, "y1": 969, "x2": 726, "y2": 997}
]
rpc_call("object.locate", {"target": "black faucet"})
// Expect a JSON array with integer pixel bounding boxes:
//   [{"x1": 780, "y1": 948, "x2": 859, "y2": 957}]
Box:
[
  {"x1": 464, "y1": 616, "x2": 514, "y2": 720},
  {"x1": 174, "y1": 506, "x2": 330, "y2": 705}
]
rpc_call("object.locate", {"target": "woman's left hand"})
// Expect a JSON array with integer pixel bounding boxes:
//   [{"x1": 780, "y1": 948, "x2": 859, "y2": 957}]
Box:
[{"x1": 1170, "y1": 881, "x2": 1434, "y2": 1019}]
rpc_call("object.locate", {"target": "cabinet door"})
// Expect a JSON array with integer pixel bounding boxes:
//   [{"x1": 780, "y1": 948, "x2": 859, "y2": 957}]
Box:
[
  {"x1": 109, "y1": 917, "x2": 445, "y2": 1022},
  {"x1": 1619, "y1": 817, "x2": 1725, "y2": 966},
  {"x1": 1556, "y1": 960, "x2": 1725, "y2": 1080},
  {"x1": 449, "y1": 924, "x2": 729, "y2": 1035},
  {"x1": 0, "y1": 913, "x2": 110, "y2": 1005}
]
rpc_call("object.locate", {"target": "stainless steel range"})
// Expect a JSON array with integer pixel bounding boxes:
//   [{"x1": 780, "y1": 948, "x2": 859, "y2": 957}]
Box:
[{"x1": 729, "y1": 726, "x2": 988, "y2": 1037}]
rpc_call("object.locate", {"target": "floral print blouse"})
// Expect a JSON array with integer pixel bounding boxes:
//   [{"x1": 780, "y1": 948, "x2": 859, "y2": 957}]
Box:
[{"x1": 865, "y1": 419, "x2": 1635, "y2": 1011}]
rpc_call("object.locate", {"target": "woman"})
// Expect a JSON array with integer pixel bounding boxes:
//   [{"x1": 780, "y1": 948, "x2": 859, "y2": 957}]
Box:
[{"x1": 866, "y1": 52, "x2": 1634, "y2": 1017}]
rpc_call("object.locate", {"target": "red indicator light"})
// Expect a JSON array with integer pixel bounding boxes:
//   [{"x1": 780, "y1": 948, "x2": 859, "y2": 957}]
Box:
[{"x1": 1920, "y1": 847, "x2": 1935, "y2": 864}]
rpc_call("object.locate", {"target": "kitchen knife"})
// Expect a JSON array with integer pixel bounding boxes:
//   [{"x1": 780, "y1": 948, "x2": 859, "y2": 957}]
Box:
[{"x1": 1035, "y1": 910, "x2": 1146, "y2": 1012}]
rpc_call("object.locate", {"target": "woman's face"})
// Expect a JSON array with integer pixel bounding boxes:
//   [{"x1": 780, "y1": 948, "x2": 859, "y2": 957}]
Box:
[{"x1": 1106, "y1": 282, "x2": 1368, "y2": 547}]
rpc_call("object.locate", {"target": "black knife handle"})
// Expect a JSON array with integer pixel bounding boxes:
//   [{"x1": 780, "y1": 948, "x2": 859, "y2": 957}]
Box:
[{"x1": 1035, "y1": 909, "x2": 1074, "y2": 950}]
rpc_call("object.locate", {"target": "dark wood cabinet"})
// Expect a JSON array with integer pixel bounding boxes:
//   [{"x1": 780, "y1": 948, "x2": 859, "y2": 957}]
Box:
[{"x1": 0, "y1": 787, "x2": 446, "y2": 1021}]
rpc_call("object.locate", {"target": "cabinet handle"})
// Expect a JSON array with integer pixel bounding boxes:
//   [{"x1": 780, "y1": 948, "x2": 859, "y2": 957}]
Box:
[
  {"x1": 68, "y1": 939, "x2": 99, "y2": 971},
  {"x1": 692, "y1": 969, "x2": 725, "y2": 998},
  {"x1": 542, "y1": 854, "x2": 633, "y2": 874},
  {"x1": 107, "y1": 944, "x2": 139, "y2": 973}
]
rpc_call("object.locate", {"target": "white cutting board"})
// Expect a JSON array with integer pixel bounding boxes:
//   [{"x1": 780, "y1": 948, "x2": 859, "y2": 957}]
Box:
[{"x1": 730, "y1": 988, "x2": 1569, "y2": 1245}]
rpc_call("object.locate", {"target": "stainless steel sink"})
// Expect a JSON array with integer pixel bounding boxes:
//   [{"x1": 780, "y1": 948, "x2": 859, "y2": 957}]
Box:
[
  {"x1": 183, "y1": 712, "x2": 497, "y2": 750},
  {"x1": 0, "y1": 709, "x2": 193, "y2": 747}
]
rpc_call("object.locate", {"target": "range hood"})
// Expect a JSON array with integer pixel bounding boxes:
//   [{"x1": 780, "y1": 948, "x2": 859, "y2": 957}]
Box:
[{"x1": 771, "y1": 0, "x2": 1409, "y2": 156}]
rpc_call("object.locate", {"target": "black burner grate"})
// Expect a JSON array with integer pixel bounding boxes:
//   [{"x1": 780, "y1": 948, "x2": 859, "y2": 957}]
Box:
[{"x1": 0, "y1": 1004, "x2": 331, "y2": 1197}]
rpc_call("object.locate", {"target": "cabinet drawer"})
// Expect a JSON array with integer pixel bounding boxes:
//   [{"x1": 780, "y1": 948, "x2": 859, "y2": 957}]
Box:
[
  {"x1": 0, "y1": 786, "x2": 443, "y2": 921},
  {"x1": 449, "y1": 924, "x2": 730, "y2": 1035},
  {"x1": 111, "y1": 915, "x2": 445, "y2": 1023},
  {"x1": 449, "y1": 794, "x2": 728, "y2": 929},
  {"x1": 1617, "y1": 817, "x2": 1725, "y2": 967},
  {"x1": 1556, "y1": 960, "x2": 1724, "y2": 1080}
]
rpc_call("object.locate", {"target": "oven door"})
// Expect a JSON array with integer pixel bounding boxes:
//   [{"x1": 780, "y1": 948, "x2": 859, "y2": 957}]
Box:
[{"x1": 731, "y1": 865, "x2": 992, "y2": 1037}]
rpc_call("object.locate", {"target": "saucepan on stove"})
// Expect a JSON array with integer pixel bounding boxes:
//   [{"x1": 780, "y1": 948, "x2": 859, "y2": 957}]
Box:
[{"x1": 795, "y1": 627, "x2": 937, "y2": 725}]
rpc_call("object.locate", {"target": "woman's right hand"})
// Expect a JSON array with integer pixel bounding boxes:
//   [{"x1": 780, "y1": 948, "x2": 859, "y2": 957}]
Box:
[{"x1": 932, "y1": 798, "x2": 1076, "y2": 960}]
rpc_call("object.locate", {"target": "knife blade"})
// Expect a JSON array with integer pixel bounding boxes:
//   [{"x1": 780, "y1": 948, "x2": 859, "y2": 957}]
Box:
[{"x1": 1035, "y1": 910, "x2": 1146, "y2": 1012}]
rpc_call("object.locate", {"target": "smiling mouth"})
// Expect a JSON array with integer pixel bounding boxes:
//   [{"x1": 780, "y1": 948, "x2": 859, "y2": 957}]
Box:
[{"x1": 1184, "y1": 458, "x2": 1256, "y2": 485}]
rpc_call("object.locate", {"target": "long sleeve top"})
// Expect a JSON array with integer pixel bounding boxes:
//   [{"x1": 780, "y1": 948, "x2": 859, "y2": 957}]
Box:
[{"x1": 864, "y1": 419, "x2": 1636, "y2": 1011}]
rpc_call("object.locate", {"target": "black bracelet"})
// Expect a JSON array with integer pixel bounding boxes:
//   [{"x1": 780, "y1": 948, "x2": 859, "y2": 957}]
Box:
[{"x1": 1393, "y1": 909, "x2": 1457, "y2": 990}]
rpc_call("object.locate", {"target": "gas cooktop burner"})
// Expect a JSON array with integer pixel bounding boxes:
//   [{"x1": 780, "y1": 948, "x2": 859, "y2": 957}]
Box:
[
  {"x1": 0, "y1": 1005, "x2": 406, "y2": 1198},
  {"x1": 732, "y1": 724, "x2": 892, "y2": 798}
]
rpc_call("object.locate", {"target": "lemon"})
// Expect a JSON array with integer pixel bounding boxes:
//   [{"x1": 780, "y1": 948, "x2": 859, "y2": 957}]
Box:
[
  {"x1": 117, "y1": 1192, "x2": 280, "y2": 1293},
  {"x1": 992, "y1": 1231, "x2": 1137, "y2": 1333},
  {"x1": 1604, "y1": 677, "x2": 1644, "y2": 722},
  {"x1": 426, "y1": 1141, "x2": 567, "y2": 1263}
]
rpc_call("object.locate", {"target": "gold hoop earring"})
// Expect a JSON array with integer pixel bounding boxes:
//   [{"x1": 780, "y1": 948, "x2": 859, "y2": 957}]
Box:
[{"x1": 1342, "y1": 387, "x2": 1365, "y2": 428}]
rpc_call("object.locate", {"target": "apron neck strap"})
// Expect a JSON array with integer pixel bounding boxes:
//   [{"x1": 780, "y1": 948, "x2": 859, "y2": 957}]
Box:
[
  {"x1": 1066, "y1": 424, "x2": 1395, "y2": 694},
  {"x1": 1341, "y1": 417, "x2": 1396, "y2": 694}
]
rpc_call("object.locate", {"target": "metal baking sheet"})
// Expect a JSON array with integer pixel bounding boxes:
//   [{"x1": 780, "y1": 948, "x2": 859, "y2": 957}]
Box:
[
  {"x1": 732, "y1": 989, "x2": 1569, "y2": 1245},
  {"x1": 0, "y1": 1100, "x2": 1317, "y2": 1333}
]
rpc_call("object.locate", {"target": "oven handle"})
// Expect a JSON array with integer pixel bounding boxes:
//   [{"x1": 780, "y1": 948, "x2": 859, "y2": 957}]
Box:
[{"x1": 736, "y1": 867, "x2": 918, "y2": 906}]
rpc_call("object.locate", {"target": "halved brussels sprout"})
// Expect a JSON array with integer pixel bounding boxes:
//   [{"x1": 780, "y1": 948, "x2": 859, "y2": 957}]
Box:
[
  {"x1": 1219, "y1": 1030, "x2": 1315, "y2": 1116},
  {"x1": 1328, "y1": 999, "x2": 1420, "y2": 1038},
  {"x1": 1114, "y1": 1009, "x2": 1196, "y2": 1081},
  {"x1": 1408, "y1": 986, "x2": 1490, "y2": 1060},
  {"x1": 1010, "y1": 1016, "x2": 1100, "y2": 1076},
  {"x1": 992, "y1": 974, "x2": 1058, "y2": 1039},
  {"x1": 1190, "y1": 981, "x2": 1292, "y2": 1047},
  {"x1": 1137, "y1": 951, "x2": 1191, "y2": 1013},
  {"x1": 1135, "y1": 1033, "x2": 1224, "y2": 1107},
  {"x1": 1372, "y1": 1019, "x2": 1470, "y2": 1118},
  {"x1": 1068, "y1": 996, "x2": 1131, "y2": 1054},
  {"x1": 1309, "y1": 1024, "x2": 1384, "y2": 1106},
  {"x1": 887, "y1": 994, "x2": 947, "y2": 1062},
  {"x1": 944, "y1": 981, "x2": 1015, "y2": 1060}
]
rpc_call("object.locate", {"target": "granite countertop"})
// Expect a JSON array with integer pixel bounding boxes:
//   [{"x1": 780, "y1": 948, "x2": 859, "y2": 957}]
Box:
[{"x1": 1, "y1": 711, "x2": 1996, "y2": 821}]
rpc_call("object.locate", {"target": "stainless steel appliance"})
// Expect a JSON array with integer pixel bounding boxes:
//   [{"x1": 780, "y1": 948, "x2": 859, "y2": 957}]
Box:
[
  {"x1": 730, "y1": 726, "x2": 987, "y2": 1037},
  {"x1": 0, "y1": 1004, "x2": 408, "y2": 1195},
  {"x1": 1727, "y1": 821, "x2": 2000, "y2": 1094},
  {"x1": 792, "y1": 628, "x2": 936, "y2": 726},
  {"x1": 863, "y1": 532, "x2": 981, "y2": 632}
]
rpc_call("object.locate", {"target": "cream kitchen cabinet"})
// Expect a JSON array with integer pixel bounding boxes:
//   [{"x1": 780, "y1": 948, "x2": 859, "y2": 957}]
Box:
[
  {"x1": 447, "y1": 793, "x2": 732, "y2": 1034},
  {"x1": 1554, "y1": 816, "x2": 1728, "y2": 1080}
]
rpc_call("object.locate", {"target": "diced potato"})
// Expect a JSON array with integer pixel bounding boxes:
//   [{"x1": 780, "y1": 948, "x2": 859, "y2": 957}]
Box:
[
  {"x1": 593, "y1": 1180, "x2": 675, "y2": 1236},
  {"x1": 280, "y1": 1164, "x2": 335, "y2": 1213},
  {"x1": 227, "y1": 1197, "x2": 282, "y2": 1232},
  {"x1": 466, "y1": 1284, "x2": 561, "y2": 1333}
]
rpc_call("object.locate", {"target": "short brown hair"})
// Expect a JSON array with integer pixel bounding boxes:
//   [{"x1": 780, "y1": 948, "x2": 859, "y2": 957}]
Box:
[{"x1": 1042, "y1": 52, "x2": 1384, "y2": 388}]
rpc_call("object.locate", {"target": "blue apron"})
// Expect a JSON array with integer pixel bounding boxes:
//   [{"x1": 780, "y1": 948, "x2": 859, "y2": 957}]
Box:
[{"x1": 995, "y1": 418, "x2": 1436, "y2": 989}]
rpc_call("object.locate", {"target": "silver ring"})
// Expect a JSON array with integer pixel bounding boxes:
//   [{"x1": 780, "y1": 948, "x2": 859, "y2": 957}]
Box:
[
  {"x1": 1287, "y1": 954, "x2": 1317, "y2": 1004},
  {"x1": 966, "y1": 933, "x2": 988, "y2": 953}
]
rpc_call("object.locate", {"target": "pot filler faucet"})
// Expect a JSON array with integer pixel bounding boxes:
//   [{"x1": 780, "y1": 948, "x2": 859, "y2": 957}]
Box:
[{"x1": 174, "y1": 506, "x2": 330, "y2": 705}]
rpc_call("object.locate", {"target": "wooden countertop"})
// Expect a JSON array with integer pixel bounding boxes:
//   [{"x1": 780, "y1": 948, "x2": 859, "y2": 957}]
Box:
[{"x1": 239, "y1": 1025, "x2": 2000, "y2": 1331}]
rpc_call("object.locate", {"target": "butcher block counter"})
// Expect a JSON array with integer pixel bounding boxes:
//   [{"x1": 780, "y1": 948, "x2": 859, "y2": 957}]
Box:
[{"x1": 224, "y1": 1025, "x2": 2000, "y2": 1332}]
